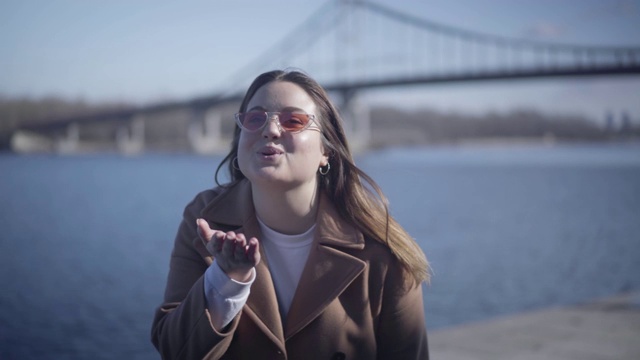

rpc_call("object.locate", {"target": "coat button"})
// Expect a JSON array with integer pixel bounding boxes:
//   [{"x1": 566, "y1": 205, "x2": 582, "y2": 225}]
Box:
[{"x1": 331, "y1": 352, "x2": 346, "y2": 360}]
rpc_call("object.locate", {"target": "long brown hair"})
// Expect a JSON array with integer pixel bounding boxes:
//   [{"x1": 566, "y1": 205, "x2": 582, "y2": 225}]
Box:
[{"x1": 215, "y1": 69, "x2": 430, "y2": 285}]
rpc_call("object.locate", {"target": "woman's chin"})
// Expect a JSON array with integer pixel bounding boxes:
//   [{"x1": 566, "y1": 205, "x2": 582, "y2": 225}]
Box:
[{"x1": 246, "y1": 167, "x2": 285, "y2": 184}]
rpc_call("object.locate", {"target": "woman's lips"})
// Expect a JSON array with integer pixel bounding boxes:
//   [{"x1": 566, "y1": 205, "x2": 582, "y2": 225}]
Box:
[
  {"x1": 259, "y1": 146, "x2": 284, "y2": 156},
  {"x1": 258, "y1": 146, "x2": 284, "y2": 159}
]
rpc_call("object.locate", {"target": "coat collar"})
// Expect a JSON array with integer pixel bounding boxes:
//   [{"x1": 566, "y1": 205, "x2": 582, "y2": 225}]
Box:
[
  {"x1": 200, "y1": 179, "x2": 367, "y2": 342},
  {"x1": 200, "y1": 179, "x2": 255, "y2": 228}
]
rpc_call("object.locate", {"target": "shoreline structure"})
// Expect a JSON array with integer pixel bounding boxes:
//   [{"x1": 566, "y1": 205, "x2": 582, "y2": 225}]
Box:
[{"x1": 430, "y1": 291, "x2": 640, "y2": 360}]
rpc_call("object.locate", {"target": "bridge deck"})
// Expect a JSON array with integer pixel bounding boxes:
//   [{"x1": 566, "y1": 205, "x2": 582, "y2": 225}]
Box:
[{"x1": 430, "y1": 292, "x2": 640, "y2": 360}]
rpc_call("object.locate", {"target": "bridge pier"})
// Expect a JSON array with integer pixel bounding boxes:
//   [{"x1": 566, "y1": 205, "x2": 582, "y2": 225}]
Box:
[
  {"x1": 116, "y1": 115, "x2": 145, "y2": 155},
  {"x1": 345, "y1": 98, "x2": 371, "y2": 153},
  {"x1": 335, "y1": 89, "x2": 371, "y2": 153},
  {"x1": 188, "y1": 107, "x2": 230, "y2": 154},
  {"x1": 55, "y1": 123, "x2": 80, "y2": 154},
  {"x1": 10, "y1": 130, "x2": 53, "y2": 153}
]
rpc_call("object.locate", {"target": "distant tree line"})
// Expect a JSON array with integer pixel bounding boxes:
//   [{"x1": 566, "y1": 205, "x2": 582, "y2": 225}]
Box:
[
  {"x1": 0, "y1": 96, "x2": 133, "y2": 134},
  {"x1": 369, "y1": 106, "x2": 639, "y2": 147}
]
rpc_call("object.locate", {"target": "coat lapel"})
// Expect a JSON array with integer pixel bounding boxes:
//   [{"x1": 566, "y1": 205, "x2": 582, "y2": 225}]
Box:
[
  {"x1": 241, "y1": 216, "x2": 287, "y2": 350},
  {"x1": 284, "y1": 195, "x2": 366, "y2": 340},
  {"x1": 200, "y1": 180, "x2": 286, "y2": 350}
]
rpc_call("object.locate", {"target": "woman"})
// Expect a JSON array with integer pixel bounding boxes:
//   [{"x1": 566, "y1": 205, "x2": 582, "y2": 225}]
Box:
[{"x1": 151, "y1": 69, "x2": 430, "y2": 359}]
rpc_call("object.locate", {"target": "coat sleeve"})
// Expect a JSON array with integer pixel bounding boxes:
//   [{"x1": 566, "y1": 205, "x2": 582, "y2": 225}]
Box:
[
  {"x1": 376, "y1": 261, "x2": 429, "y2": 360},
  {"x1": 150, "y1": 190, "x2": 240, "y2": 360}
]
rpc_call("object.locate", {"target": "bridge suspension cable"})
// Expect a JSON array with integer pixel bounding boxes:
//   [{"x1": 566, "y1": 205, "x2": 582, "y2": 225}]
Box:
[{"x1": 215, "y1": 0, "x2": 640, "y2": 91}]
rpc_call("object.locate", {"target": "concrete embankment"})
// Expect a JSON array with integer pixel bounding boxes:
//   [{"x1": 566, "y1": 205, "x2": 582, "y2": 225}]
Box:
[{"x1": 430, "y1": 292, "x2": 640, "y2": 360}]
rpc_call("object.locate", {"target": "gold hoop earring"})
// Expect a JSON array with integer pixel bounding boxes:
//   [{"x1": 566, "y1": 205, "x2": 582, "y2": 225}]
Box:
[
  {"x1": 232, "y1": 157, "x2": 240, "y2": 170},
  {"x1": 319, "y1": 163, "x2": 330, "y2": 175}
]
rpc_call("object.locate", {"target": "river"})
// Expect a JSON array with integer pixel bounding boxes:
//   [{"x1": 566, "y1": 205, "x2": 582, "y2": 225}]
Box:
[{"x1": 1, "y1": 143, "x2": 639, "y2": 359}]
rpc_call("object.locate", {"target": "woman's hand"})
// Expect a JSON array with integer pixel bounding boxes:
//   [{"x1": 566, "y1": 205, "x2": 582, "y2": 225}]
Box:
[{"x1": 196, "y1": 218, "x2": 261, "y2": 282}]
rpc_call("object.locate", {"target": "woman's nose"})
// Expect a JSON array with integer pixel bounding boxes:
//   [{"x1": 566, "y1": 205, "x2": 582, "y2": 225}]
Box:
[{"x1": 261, "y1": 117, "x2": 282, "y2": 139}]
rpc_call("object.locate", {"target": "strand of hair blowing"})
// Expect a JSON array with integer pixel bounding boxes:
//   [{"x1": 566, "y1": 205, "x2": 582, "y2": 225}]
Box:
[
  {"x1": 329, "y1": 162, "x2": 430, "y2": 287},
  {"x1": 317, "y1": 103, "x2": 430, "y2": 287},
  {"x1": 215, "y1": 69, "x2": 430, "y2": 286}
]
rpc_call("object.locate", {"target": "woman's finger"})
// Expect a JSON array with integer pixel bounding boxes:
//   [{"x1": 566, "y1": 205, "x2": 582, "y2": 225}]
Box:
[
  {"x1": 196, "y1": 218, "x2": 214, "y2": 241},
  {"x1": 247, "y1": 237, "x2": 261, "y2": 266},
  {"x1": 234, "y1": 234, "x2": 247, "y2": 260},
  {"x1": 205, "y1": 231, "x2": 225, "y2": 255},
  {"x1": 221, "y1": 231, "x2": 237, "y2": 258}
]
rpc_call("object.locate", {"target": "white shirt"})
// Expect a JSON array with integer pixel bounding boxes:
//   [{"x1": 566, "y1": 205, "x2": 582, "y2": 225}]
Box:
[{"x1": 258, "y1": 218, "x2": 315, "y2": 319}]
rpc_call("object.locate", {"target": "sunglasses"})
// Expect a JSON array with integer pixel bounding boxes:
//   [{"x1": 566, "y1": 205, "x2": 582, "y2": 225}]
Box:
[{"x1": 234, "y1": 111, "x2": 317, "y2": 133}]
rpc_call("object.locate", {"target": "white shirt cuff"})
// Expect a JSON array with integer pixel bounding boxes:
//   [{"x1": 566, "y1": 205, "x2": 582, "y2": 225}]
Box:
[{"x1": 203, "y1": 259, "x2": 255, "y2": 330}]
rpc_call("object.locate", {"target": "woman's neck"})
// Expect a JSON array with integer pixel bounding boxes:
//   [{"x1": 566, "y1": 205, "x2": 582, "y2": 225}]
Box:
[{"x1": 251, "y1": 181, "x2": 320, "y2": 235}]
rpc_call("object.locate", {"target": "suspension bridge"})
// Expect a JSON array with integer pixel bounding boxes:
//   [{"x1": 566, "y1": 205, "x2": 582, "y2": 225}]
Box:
[{"x1": 7, "y1": 0, "x2": 640, "y2": 154}]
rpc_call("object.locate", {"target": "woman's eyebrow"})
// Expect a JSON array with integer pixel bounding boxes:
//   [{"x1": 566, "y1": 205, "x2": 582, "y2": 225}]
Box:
[
  {"x1": 246, "y1": 106, "x2": 307, "y2": 112},
  {"x1": 280, "y1": 106, "x2": 306, "y2": 112}
]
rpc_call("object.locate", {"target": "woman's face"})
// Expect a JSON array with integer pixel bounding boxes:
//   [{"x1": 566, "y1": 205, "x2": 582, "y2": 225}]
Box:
[{"x1": 237, "y1": 80, "x2": 328, "y2": 189}]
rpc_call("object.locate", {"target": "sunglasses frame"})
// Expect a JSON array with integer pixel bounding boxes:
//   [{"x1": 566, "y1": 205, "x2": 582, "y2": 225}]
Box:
[{"x1": 234, "y1": 111, "x2": 317, "y2": 133}]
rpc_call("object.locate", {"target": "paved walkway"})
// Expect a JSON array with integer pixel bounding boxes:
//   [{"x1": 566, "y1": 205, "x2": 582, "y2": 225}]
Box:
[{"x1": 430, "y1": 292, "x2": 640, "y2": 360}]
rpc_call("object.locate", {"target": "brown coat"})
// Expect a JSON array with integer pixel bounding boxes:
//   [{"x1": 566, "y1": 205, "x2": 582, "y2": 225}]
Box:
[{"x1": 151, "y1": 179, "x2": 429, "y2": 360}]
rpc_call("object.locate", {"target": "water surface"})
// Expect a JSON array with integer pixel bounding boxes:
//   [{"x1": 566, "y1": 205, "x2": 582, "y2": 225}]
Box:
[{"x1": 1, "y1": 143, "x2": 639, "y2": 359}]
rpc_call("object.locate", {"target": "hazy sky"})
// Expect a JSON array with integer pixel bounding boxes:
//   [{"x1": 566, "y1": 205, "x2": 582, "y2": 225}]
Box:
[{"x1": 1, "y1": 0, "x2": 639, "y2": 121}]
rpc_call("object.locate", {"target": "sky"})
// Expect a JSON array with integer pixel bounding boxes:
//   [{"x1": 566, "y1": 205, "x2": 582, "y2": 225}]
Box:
[{"x1": 1, "y1": 0, "x2": 640, "y2": 122}]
